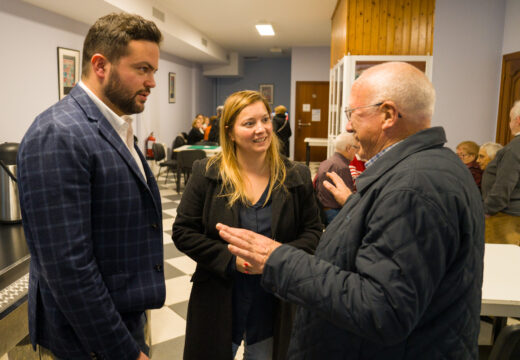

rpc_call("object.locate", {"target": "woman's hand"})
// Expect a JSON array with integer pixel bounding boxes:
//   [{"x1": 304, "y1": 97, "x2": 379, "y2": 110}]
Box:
[{"x1": 236, "y1": 256, "x2": 252, "y2": 274}]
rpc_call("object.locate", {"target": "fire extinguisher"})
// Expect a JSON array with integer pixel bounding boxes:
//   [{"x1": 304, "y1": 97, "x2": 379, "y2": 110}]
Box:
[{"x1": 145, "y1": 132, "x2": 155, "y2": 160}]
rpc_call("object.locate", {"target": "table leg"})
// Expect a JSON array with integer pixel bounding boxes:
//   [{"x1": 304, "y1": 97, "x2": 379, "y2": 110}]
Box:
[{"x1": 306, "y1": 144, "x2": 310, "y2": 167}]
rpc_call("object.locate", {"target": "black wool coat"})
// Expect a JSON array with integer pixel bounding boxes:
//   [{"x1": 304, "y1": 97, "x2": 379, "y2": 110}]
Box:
[{"x1": 172, "y1": 157, "x2": 322, "y2": 359}]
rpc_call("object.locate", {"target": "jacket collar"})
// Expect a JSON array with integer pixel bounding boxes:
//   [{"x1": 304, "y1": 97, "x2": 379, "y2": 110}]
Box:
[
  {"x1": 68, "y1": 85, "x2": 150, "y2": 190},
  {"x1": 355, "y1": 127, "x2": 447, "y2": 193},
  {"x1": 203, "y1": 156, "x2": 305, "y2": 189}
]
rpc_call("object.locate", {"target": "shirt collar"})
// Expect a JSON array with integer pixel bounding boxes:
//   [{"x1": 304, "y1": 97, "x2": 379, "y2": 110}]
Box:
[
  {"x1": 365, "y1": 140, "x2": 403, "y2": 168},
  {"x1": 78, "y1": 81, "x2": 130, "y2": 133}
]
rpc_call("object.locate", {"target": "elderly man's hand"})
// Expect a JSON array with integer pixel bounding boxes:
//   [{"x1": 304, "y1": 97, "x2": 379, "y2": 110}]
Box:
[
  {"x1": 216, "y1": 223, "x2": 281, "y2": 274},
  {"x1": 323, "y1": 171, "x2": 352, "y2": 206}
]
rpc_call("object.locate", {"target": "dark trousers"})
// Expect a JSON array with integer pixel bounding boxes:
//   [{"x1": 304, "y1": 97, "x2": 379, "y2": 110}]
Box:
[{"x1": 39, "y1": 312, "x2": 149, "y2": 359}]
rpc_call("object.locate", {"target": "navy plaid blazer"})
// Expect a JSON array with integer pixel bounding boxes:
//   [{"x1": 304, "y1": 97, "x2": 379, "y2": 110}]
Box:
[{"x1": 17, "y1": 85, "x2": 166, "y2": 359}]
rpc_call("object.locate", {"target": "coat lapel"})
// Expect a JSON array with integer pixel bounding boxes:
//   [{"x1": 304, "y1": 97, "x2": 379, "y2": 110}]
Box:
[{"x1": 69, "y1": 86, "x2": 161, "y2": 216}]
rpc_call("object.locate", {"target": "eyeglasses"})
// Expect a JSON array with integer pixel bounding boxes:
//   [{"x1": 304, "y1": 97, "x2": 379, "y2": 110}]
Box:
[{"x1": 344, "y1": 102, "x2": 383, "y2": 121}]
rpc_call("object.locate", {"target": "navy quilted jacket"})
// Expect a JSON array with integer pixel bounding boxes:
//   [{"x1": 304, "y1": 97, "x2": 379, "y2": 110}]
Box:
[{"x1": 262, "y1": 127, "x2": 485, "y2": 359}]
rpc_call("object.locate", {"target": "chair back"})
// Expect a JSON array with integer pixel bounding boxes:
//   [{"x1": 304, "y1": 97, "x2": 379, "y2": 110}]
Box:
[
  {"x1": 172, "y1": 135, "x2": 187, "y2": 160},
  {"x1": 489, "y1": 324, "x2": 520, "y2": 360},
  {"x1": 152, "y1": 142, "x2": 166, "y2": 162},
  {"x1": 177, "y1": 149, "x2": 206, "y2": 173}
]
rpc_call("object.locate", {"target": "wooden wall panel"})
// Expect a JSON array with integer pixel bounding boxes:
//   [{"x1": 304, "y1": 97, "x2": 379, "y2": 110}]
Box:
[
  {"x1": 330, "y1": 0, "x2": 435, "y2": 66},
  {"x1": 330, "y1": 0, "x2": 348, "y2": 68}
]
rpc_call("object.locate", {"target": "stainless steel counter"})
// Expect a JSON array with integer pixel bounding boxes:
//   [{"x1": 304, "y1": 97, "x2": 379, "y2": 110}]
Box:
[{"x1": 0, "y1": 223, "x2": 29, "y2": 318}]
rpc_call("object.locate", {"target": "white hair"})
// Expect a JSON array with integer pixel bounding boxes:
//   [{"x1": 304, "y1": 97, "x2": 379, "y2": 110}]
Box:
[
  {"x1": 480, "y1": 142, "x2": 503, "y2": 160},
  {"x1": 510, "y1": 100, "x2": 520, "y2": 120},
  {"x1": 334, "y1": 132, "x2": 357, "y2": 151},
  {"x1": 356, "y1": 62, "x2": 436, "y2": 123}
]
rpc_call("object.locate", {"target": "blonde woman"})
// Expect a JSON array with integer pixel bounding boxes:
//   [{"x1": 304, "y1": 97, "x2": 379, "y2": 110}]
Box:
[
  {"x1": 187, "y1": 116, "x2": 204, "y2": 144},
  {"x1": 173, "y1": 90, "x2": 322, "y2": 359}
]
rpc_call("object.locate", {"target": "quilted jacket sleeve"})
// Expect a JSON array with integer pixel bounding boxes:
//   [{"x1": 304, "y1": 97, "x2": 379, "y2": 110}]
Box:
[{"x1": 262, "y1": 189, "x2": 456, "y2": 345}]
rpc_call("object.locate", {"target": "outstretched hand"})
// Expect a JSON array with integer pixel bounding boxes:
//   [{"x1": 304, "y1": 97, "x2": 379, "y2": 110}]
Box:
[
  {"x1": 322, "y1": 171, "x2": 352, "y2": 206},
  {"x1": 217, "y1": 223, "x2": 281, "y2": 274}
]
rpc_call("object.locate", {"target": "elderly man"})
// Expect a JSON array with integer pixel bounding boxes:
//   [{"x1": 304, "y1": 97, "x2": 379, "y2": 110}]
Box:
[
  {"x1": 217, "y1": 62, "x2": 484, "y2": 359},
  {"x1": 315, "y1": 132, "x2": 359, "y2": 224},
  {"x1": 482, "y1": 101, "x2": 520, "y2": 245}
]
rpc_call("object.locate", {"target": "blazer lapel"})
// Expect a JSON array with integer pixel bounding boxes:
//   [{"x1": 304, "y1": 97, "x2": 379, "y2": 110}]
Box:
[{"x1": 69, "y1": 86, "x2": 150, "y2": 189}]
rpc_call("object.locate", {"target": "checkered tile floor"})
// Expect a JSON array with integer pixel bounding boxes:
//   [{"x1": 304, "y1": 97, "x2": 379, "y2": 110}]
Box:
[{"x1": 150, "y1": 163, "x2": 319, "y2": 359}]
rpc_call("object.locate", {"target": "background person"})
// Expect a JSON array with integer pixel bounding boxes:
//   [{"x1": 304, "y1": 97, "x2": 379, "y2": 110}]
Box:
[
  {"x1": 17, "y1": 13, "x2": 165, "y2": 360},
  {"x1": 456, "y1": 140, "x2": 482, "y2": 188},
  {"x1": 217, "y1": 62, "x2": 484, "y2": 359},
  {"x1": 477, "y1": 141, "x2": 503, "y2": 171},
  {"x1": 482, "y1": 101, "x2": 520, "y2": 245},
  {"x1": 272, "y1": 105, "x2": 292, "y2": 157},
  {"x1": 172, "y1": 90, "x2": 321, "y2": 359},
  {"x1": 187, "y1": 116, "x2": 204, "y2": 144},
  {"x1": 208, "y1": 105, "x2": 224, "y2": 144},
  {"x1": 315, "y1": 132, "x2": 359, "y2": 224}
]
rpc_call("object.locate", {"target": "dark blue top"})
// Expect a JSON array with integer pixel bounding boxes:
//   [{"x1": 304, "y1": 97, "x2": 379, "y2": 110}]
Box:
[{"x1": 231, "y1": 184, "x2": 274, "y2": 345}]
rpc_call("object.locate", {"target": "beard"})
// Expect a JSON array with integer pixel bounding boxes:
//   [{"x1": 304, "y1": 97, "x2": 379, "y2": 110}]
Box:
[{"x1": 104, "y1": 68, "x2": 149, "y2": 115}]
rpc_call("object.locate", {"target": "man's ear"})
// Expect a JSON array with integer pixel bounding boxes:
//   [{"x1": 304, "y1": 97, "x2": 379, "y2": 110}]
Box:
[
  {"x1": 90, "y1": 54, "x2": 109, "y2": 80},
  {"x1": 381, "y1": 101, "x2": 399, "y2": 130}
]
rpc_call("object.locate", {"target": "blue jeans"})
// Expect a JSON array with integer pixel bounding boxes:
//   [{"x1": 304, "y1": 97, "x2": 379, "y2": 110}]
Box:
[{"x1": 232, "y1": 337, "x2": 273, "y2": 360}]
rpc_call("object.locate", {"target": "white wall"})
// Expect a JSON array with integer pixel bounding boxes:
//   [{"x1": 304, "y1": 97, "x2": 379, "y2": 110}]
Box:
[
  {"x1": 0, "y1": 0, "x2": 88, "y2": 144},
  {"x1": 0, "y1": 0, "x2": 212, "y2": 155},
  {"x1": 432, "y1": 0, "x2": 505, "y2": 149},
  {"x1": 290, "y1": 46, "x2": 331, "y2": 159},
  {"x1": 502, "y1": 0, "x2": 520, "y2": 55}
]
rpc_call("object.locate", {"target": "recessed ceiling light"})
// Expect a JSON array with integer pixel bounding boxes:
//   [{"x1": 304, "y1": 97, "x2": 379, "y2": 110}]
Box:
[{"x1": 256, "y1": 24, "x2": 275, "y2": 36}]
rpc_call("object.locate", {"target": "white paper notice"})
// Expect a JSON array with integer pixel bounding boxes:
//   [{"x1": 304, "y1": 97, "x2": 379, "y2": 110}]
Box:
[
  {"x1": 302, "y1": 104, "x2": 311, "y2": 112},
  {"x1": 312, "y1": 109, "x2": 321, "y2": 122}
]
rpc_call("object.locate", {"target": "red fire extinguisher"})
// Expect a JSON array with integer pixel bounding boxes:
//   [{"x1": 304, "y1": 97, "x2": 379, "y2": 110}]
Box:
[{"x1": 145, "y1": 132, "x2": 155, "y2": 159}]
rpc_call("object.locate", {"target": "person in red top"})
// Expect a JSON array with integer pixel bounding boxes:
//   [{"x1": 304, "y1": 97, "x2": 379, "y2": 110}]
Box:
[{"x1": 349, "y1": 154, "x2": 366, "y2": 181}]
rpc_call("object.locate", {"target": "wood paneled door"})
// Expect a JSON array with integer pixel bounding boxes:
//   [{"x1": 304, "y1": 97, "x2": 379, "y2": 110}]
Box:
[
  {"x1": 294, "y1": 81, "x2": 330, "y2": 162},
  {"x1": 497, "y1": 52, "x2": 520, "y2": 145}
]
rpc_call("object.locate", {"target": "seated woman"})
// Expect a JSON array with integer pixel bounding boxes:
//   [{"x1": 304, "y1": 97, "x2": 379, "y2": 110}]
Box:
[
  {"x1": 477, "y1": 142, "x2": 503, "y2": 171},
  {"x1": 187, "y1": 117, "x2": 204, "y2": 144},
  {"x1": 172, "y1": 90, "x2": 322, "y2": 359},
  {"x1": 456, "y1": 141, "x2": 482, "y2": 188}
]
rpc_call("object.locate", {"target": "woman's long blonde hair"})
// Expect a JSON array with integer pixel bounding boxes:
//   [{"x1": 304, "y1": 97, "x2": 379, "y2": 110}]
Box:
[{"x1": 207, "y1": 90, "x2": 286, "y2": 207}]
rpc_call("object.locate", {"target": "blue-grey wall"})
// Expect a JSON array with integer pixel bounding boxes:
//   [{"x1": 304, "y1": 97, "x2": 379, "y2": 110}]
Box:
[{"x1": 214, "y1": 57, "x2": 291, "y2": 112}]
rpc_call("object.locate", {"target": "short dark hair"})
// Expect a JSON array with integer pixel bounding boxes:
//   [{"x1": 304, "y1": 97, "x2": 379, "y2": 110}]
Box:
[{"x1": 82, "y1": 13, "x2": 162, "y2": 76}]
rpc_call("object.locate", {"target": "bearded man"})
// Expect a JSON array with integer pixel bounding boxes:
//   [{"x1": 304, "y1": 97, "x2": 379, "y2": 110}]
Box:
[{"x1": 17, "y1": 13, "x2": 165, "y2": 360}]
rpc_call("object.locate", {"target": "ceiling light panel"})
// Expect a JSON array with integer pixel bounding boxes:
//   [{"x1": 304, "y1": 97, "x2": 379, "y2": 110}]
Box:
[{"x1": 255, "y1": 24, "x2": 275, "y2": 36}]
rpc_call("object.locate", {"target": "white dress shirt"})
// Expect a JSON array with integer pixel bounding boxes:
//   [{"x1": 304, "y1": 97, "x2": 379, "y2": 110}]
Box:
[{"x1": 78, "y1": 81, "x2": 146, "y2": 180}]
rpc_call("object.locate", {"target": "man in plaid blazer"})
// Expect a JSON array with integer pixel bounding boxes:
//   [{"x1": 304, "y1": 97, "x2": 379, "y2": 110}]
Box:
[{"x1": 17, "y1": 13, "x2": 165, "y2": 360}]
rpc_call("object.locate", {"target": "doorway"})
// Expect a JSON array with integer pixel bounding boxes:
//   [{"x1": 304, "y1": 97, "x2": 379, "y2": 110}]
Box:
[
  {"x1": 497, "y1": 51, "x2": 520, "y2": 145},
  {"x1": 294, "y1": 81, "x2": 330, "y2": 162}
]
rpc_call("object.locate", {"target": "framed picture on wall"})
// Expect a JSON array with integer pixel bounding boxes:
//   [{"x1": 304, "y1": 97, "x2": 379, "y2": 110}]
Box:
[
  {"x1": 57, "y1": 47, "x2": 80, "y2": 100},
  {"x1": 169, "y1": 72, "x2": 176, "y2": 103},
  {"x1": 259, "y1": 84, "x2": 274, "y2": 104}
]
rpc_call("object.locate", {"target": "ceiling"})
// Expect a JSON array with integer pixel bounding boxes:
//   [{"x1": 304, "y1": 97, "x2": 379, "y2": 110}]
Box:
[{"x1": 22, "y1": 0, "x2": 337, "y2": 64}]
